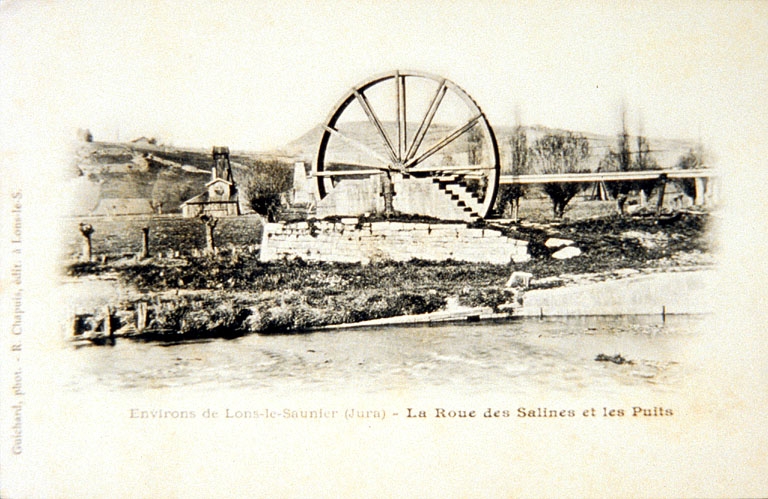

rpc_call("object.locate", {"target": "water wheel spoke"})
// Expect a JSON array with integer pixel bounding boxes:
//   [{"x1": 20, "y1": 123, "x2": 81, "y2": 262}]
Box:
[
  {"x1": 314, "y1": 161, "x2": 389, "y2": 177},
  {"x1": 404, "y1": 114, "x2": 482, "y2": 169},
  {"x1": 354, "y1": 90, "x2": 398, "y2": 164},
  {"x1": 323, "y1": 125, "x2": 391, "y2": 166},
  {"x1": 409, "y1": 164, "x2": 494, "y2": 174},
  {"x1": 314, "y1": 169, "x2": 384, "y2": 177},
  {"x1": 405, "y1": 79, "x2": 447, "y2": 162},
  {"x1": 396, "y1": 72, "x2": 407, "y2": 160}
]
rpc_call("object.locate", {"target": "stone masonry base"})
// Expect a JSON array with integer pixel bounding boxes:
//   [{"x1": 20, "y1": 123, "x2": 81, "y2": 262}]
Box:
[{"x1": 259, "y1": 219, "x2": 530, "y2": 265}]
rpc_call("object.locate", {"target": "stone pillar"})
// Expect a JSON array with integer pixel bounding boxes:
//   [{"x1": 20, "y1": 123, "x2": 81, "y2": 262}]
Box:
[
  {"x1": 136, "y1": 302, "x2": 148, "y2": 332},
  {"x1": 694, "y1": 177, "x2": 706, "y2": 206}
]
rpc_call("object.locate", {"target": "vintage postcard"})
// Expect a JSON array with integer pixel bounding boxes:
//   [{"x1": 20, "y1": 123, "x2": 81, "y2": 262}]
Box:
[{"x1": 1, "y1": 1, "x2": 767, "y2": 497}]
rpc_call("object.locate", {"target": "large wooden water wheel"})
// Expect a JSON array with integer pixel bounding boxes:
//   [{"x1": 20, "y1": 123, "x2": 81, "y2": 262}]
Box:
[{"x1": 313, "y1": 70, "x2": 500, "y2": 220}]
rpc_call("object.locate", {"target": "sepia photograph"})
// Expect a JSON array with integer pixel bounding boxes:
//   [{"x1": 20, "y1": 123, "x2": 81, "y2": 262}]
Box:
[{"x1": 2, "y1": 1, "x2": 766, "y2": 497}]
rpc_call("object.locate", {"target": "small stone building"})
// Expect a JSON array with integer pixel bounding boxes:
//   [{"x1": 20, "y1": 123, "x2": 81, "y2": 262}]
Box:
[{"x1": 181, "y1": 146, "x2": 240, "y2": 217}]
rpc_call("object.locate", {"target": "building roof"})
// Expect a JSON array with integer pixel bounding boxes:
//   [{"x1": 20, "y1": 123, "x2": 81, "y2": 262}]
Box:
[
  {"x1": 205, "y1": 178, "x2": 233, "y2": 188},
  {"x1": 180, "y1": 191, "x2": 239, "y2": 206}
]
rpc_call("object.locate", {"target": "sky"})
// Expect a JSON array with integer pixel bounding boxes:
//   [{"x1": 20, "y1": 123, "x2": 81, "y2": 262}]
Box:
[{"x1": 1, "y1": 0, "x2": 767, "y2": 154}]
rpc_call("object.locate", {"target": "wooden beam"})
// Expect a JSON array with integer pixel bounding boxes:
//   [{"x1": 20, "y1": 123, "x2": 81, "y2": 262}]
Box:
[{"x1": 499, "y1": 168, "x2": 716, "y2": 184}]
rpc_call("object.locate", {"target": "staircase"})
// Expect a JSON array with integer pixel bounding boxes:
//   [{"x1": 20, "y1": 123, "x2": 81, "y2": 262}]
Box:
[
  {"x1": 391, "y1": 172, "x2": 485, "y2": 221},
  {"x1": 431, "y1": 175, "x2": 483, "y2": 220}
]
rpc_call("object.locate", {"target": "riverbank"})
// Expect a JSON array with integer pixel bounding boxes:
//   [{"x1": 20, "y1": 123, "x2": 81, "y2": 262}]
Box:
[{"x1": 64, "y1": 211, "x2": 714, "y2": 341}]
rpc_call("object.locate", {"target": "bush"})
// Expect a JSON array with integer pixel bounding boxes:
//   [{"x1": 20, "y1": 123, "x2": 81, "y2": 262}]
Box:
[{"x1": 240, "y1": 160, "x2": 293, "y2": 222}]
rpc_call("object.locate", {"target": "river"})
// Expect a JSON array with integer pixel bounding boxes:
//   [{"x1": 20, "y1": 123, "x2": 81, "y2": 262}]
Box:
[{"x1": 63, "y1": 315, "x2": 705, "y2": 397}]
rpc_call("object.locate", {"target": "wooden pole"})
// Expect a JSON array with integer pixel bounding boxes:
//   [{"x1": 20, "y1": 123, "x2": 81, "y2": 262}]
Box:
[
  {"x1": 655, "y1": 174, "x2": 667, "y2": 214},
  {"x1": 103, "y1": 306, "x2": 112, "y2": 337}
]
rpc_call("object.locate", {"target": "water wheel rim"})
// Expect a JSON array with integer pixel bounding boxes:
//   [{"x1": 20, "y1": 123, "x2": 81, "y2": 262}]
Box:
[{"x1": 313, "y1": 70, "x2": 499, "y2": 219}]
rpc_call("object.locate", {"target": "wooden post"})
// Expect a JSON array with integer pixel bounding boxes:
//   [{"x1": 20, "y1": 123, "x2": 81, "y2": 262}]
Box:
[
  {"x1": 140, "y1": 227, "x2": 150, "y2": 259},
  {"x1": 382, "y1": 172, "x2": 395, "y2": 217},
  {"x1": 512, "y1": 198, "x2": 519, "y2": 223},
  {"x1": 103, "y1": 306, "x2": 112, "y2": 337},
  {"x1": 655, "y1": 174, "x2": 667, "y2": 214},
  {"x1": 79, "y1": 223, "x2": 94, "y2": 262},
  {"x1": 205, "y1": 225, "x2": 214, "y2": 253}
]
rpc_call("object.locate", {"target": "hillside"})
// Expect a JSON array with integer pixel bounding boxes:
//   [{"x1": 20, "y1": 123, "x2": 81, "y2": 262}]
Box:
[
  {"x1": 69, "y1": 140, "x2": 289, "y2": 216},
  {"x1": 69, "y1": 122, "x2": 699, "y2": 217},
  {"x1": 284, "y1": 122, "x2": 698, "y2": 173}
]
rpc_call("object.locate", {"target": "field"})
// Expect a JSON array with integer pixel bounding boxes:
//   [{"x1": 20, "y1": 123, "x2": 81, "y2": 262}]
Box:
[
  {"x1": 64, "y1": 192, "x2": 713, "y2": 340},
  {"x1": 62, "y1": 186, "x2": 693, "y2": 261},
  {"x1": 62, "y1": 214, "x2": 264, "y2": 261}
]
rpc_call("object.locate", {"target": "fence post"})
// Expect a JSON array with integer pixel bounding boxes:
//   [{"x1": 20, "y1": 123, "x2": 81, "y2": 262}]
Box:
[{"x1": 103, "y1": 305, "x2": 113, "y2": 337}]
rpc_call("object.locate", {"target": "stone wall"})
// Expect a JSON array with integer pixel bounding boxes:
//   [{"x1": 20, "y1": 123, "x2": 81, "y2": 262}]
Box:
[
  {"x1": 259, "y1": 218, "x2": 530, "y2": 264},
  {"x1": 315, "y1": 175, "x2": 479, "y2": 221}
]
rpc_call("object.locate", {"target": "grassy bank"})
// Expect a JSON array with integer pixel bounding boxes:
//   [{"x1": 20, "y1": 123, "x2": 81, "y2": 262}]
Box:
[{"x1": 67, "y1": 211, "x2": 712, "y2": 340}]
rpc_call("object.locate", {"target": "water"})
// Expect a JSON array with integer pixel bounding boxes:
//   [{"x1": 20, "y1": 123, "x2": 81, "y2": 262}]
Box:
[{"x1": 63, "y1": 315, "x2": 704, "y2": 397}]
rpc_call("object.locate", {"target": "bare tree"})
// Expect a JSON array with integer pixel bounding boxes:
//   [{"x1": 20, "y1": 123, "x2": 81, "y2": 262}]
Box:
[
  {"x1": 674, "y1": 147, "x2": 704, "y2": 200},
  {"x1": 634, "y1": 135, "x2": 660, "y2": 205},
  {"x1": 600, "y1": 114, "x2": 660, "y2": 215},
  {"x1": 79, "y1": 223, "x2": 94, "y2": 262},
  {"x1": 199, "y1": 214, "x2": 218, "y2": 254},
  {"x1": 496, "y1": 125, "x2": 529, "y2": 220},
  {"x1": 530, "y1": 131, "x2": 590, "y2": 218}
]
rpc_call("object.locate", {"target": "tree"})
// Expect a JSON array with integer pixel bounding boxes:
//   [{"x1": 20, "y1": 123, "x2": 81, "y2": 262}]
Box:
[
  {"x1": 634, "y1": 135, "x2": 660, "y2": 204},
  {"x1": 530, "y1": 131, "x2": 590, "y2": 218},
  {"x1": 495, "y1": 125, "x2": 529, "y2": 220},
  {"x1": 199, "y1": 214, "x2": 218, "y2": 254},
  {"x1": 674, "y1": 148, "x2": 704, "y2": 199},
  {"x1": 599, "y1": 123, "x2": 660, "y2": 214},
  {"x1": 240, "y1": 159, "x2": 293, "y2": 222}
]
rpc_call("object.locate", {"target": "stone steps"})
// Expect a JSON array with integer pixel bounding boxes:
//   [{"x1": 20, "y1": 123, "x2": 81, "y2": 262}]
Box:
[{"x1": 431, "y1": 175, "x2": 482, "y2": 219}]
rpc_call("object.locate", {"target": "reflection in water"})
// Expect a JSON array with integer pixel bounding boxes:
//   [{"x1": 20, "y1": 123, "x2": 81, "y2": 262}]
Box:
[{"x1": 63, "y1": 315, "x2": 704, "y2": 397}]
